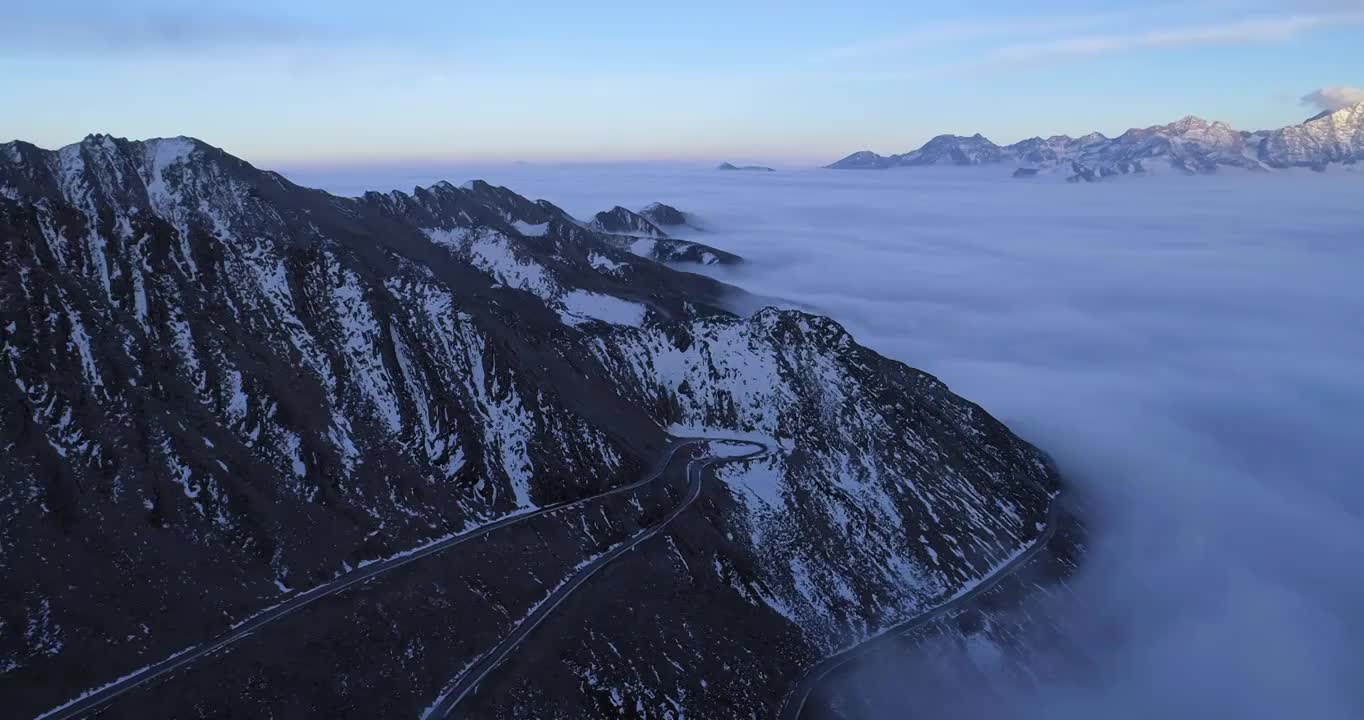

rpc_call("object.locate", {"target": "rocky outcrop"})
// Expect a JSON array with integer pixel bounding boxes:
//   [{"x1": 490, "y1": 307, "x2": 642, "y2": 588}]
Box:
[
  {"x1": 639, "y1": 202, "x2": 690, "y2": 228},
  {"x1": 589, "y1": 205, "x2": 669, "y2": 238},
  {"x1": 587, "y1": 204, "x2": 738, "y2": 266},
  {"x1": 718, "y1": 162, "x2": 776, "y2": 172}
]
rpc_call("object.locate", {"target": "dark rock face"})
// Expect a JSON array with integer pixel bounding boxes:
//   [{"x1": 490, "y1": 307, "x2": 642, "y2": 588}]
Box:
[
  {"x1": 1067, "y1": 161, "x2": 1098, "y2": 183},
  {"x1": 1011, "y1": 167, "x2": 1040, "y2": 178},
  {"x1": 639, "y1": 202, "x2": 690, "y2": 228},
  {"x1": 586, "y1": 204, "x2": 738, "y2": 266},
  {"x1": 1, "y1": 134, "x2": 1065, "y2": 719},
  {"x1": 825, "y1": 103, "x2": 1364, "y2": 177},
  {"x1": 590, "y1": 205, "x2": 669, "y2": 238}
]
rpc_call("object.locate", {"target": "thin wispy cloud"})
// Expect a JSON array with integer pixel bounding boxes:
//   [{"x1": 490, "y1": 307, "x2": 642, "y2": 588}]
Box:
[
  {"x1": 1, "y1": 5, "x2": 335, "y2": 56},
  {"x1": 983, "y1": 13, "x2": 1364, "y2": 65},
  {"x1": 821, "y1": 9, "x2": 1363, "y2": 73},
  {"x1": 821, "y1": 13, "x2": 1134, "y2": 61}
]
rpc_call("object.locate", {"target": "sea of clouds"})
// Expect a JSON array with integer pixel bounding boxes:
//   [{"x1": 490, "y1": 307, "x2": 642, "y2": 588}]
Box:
[{"x1": 286, "y1": 162, "x2": 1364, "y2": 719}]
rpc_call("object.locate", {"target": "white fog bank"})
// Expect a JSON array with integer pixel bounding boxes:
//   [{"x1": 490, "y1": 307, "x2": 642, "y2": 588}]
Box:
[{"x1": 287, "y1": 163, "x2": 1364, "y2": 719}]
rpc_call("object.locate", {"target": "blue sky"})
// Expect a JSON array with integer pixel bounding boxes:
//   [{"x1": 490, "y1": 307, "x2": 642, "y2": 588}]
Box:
[{"x1": 3, "y1": 0, "x2": 1362, "y2": 164}]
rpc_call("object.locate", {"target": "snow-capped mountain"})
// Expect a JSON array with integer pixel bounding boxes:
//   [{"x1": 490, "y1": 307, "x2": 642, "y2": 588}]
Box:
[
  {"x1": 1259, "y1": 101, "x2": 1364, "y2": 169},
  {"x1": 826, "y1": 103, "x2": 1364, "y2": 179},
  {"x1": 822, "y1": 150, "x2": 893, "y2": 170},
  {"x1": 1, "y1": 134, "x2": 1067, "y2": 718},
  {"x1": 897, "y1": 133, "x2": 1011, "y2": 166}
]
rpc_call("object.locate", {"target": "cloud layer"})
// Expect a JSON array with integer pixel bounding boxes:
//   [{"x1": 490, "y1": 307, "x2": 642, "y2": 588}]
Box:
[
  {"x1": 291, "y1": 163, "x2": 1364, "y2": 719},
  {"x1": 985, "y1": 14, "x2": 1363, "y2": 64}
]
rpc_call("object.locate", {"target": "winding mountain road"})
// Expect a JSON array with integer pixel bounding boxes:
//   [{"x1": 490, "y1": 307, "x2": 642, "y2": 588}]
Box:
[
  {"x1": 424, "y1": 439, "x2": 769, "y2": 719},
  {"x1": 32, "y1": 436, "x2": 719, "y2": 720},
  {"x1": 774, "y1": 493, "x2": 1064, "y2": 720}
]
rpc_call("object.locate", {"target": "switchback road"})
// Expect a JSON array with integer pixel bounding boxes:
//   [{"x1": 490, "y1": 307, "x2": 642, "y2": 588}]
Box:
[
  {"x1": 424, "y1": 439, "x2": 769, "y2": 718},
  {"x1": 34, "y1": 437, "x2": 716, "y2": 720}
]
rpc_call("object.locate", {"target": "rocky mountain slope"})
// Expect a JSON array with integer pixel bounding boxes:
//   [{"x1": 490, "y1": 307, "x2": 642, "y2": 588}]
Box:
[
  {"x1": 1, "y1": 134, "x2": 1066, "y2": 718},
  {"x1": 639, "y1": 202, "x2": 695, "y2": 230},
  {"x1": 827, "y1": 102, "x2": 1364, "y2": 180},
  {"x1": 587, "y1": 204, "x2": 737, "y2": 266}
]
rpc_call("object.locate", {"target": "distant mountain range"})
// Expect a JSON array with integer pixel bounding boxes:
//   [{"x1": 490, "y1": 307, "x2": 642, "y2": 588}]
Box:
[{"x1": 826, "y1": 102, "x2": 1364, "y2": 180}]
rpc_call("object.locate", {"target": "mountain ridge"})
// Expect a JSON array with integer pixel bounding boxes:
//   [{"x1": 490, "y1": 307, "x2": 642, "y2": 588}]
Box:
[
  {"x1": 825, "y1": 103, "x2": 1364, "y2": 179},
  {"x1": 2, "y1": 133, "x2": 1072, "y2": 718}
]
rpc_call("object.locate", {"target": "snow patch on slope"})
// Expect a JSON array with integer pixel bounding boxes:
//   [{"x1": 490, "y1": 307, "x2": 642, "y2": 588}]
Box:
[
  {"x1": 467, "y1": 234, "x2": 557, "y2": 299},
  {"x1": 559, "y1": 290, "x2": 646, "y2": 327},
  {"x1": 512, "y1": 221, "x2": 549, "y2": 237}
]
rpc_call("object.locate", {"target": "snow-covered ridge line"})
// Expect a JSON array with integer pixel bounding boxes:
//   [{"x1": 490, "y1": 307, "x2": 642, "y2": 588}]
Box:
[{"x1": 826, "y1": 102, "x2": 1364, "y2": 178}]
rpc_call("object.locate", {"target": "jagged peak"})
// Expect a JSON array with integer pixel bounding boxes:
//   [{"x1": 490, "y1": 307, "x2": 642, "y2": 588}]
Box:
[
  {"x1": 845, "y1": 150, "x2": 883, "y2": 159},
  {"x1": 640, "y1": 202, "x2": 689, "y2": 227},
  {"x1": 1303, "y1": 101, "x2": 1364, "y2": 126},
  {"x1": 591, "y1": 205, "x2": 667, "y2": 238},
  {"x1": 827, "y1": 104, "x2": 1361, "y2": 173},
  {"x1": 749, "y1": 306, "x2": 854, "y2": 347},
  {"x1": 825, "y1": 150, "x2": 887, "y2": 166},
  {"x1": 595, "y1": 205, "x2": 650, "y2": 223},
  {"x1": 1163, "y1": 115, "x2": 1233, "y2": 134},
  {"x1": 410, "y1": 179, "x2": 474, "y2": 199},
  {"x1": 66, "y1": 133, "x2": 207, "y2": 155},
  {"x1": 919, "y1": 132, "x2": 1000, "y2": 148},
  {"x1": 1172, "y1": 114, "x2": 1209, "y2": 126}
]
